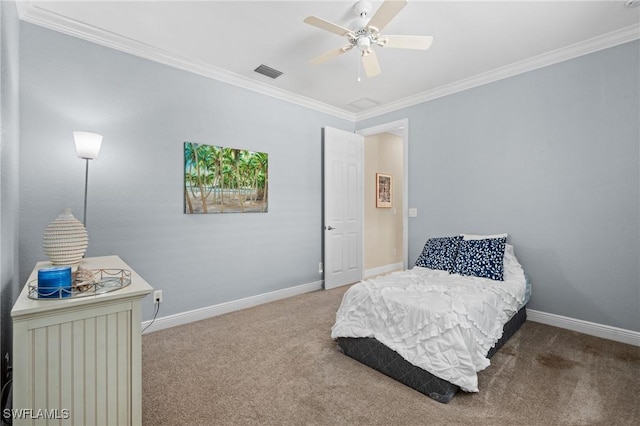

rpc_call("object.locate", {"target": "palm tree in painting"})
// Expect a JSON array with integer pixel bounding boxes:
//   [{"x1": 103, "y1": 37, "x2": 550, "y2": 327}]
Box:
[
  {"x1": 184, "y1": 142, "x2": 209, "y2": 213},
  {"x1": 244, "y1": 150, "x2": 260, "y2": 204},
  {"x1": 184, "y1": 143, "x2": 198, "y2": 213},
  {"x1": 219, "y1": 148, "x2": 234, "y2": 211},
  {"x1": 254, "y1": 151, "x2": 268, "y2": 212},
  {"x1": 239, "y1": 150, "x2": 258, "y2": 212},
  {"x1": 208, "y1": 145, "x2": 223, "y2": 206}
]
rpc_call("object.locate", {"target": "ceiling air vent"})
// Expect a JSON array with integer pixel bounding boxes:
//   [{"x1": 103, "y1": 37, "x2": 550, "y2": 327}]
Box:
[
  {"x1": 347, "y1": 97, "x2": 380, "y2": 111},
  {"x1": 254, "y1": 64, "x2": 283, "y2": 79}
]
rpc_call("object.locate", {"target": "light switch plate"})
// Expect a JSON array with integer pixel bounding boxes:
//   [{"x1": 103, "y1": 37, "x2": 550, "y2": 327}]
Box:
[{"x1": 408, "y1": 208, "x2": 418, "y2": 218}]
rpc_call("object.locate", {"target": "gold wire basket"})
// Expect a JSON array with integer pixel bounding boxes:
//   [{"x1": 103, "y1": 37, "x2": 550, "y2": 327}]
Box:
[{"x1": 28, "y1": 268, "x2": 131, "y2": 300}]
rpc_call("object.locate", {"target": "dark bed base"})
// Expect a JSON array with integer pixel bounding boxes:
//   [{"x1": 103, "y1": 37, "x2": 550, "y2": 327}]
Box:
[{"x1": 336, "y1": 305, "x2": 527, "y2": 403}]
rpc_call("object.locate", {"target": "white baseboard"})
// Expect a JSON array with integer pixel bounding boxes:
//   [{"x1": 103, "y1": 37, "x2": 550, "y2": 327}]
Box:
[
  {"x1": 364, "y1": 262, "x2": 403, "y2": 279},
  {"x1": 527, "y1": 309, "x2": 640, "y2": 347},
  {"x1": 141, "y1": 281, "x2": 640, "y2": 348},
  {"x1": 141, "y1": 280, "x2": 323, "y2": 334}
]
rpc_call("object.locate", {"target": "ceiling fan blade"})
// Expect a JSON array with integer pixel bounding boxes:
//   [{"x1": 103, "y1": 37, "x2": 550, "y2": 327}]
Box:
[
  {"x1": 379, "y1": 35, "x2": 433, "y2": 50},
  {"x1": 310, "y1": 45, "x2": 353, "y2": 65},
  {"x1": 361, "y1": 50, "x2": 381, "y2": 77},
  {"x1": 304, "y1": 16, "x2": 353, "y2": 37},
  {"x1": 367, "y1": 0, "x2": 407, "y2": 33}
]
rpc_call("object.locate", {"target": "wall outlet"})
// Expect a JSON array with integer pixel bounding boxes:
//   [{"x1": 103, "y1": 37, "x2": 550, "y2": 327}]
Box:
[
  {"x1": 392, "y1": 248, "x2": 397, "y2": 256},
  {"x1": 318, "y1": 262, "x2": 323, "y2": 274},
  {"x1": 153, "y1": 290, "x2": 163, "y2": 304}
]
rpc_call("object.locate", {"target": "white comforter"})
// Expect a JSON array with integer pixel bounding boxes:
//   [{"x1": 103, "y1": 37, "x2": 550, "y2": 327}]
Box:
[{"x1": 331, "y1": 267, "x2": 526, "y2": 392}]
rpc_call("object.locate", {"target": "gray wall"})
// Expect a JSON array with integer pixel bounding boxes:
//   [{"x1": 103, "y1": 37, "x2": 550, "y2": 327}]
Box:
[
  {"x1": 358, "y1": 40, "x2": 640, "y2": 332},
  {"x1": 13, "y1": 20, "x2": 640, "y2": 334},
  {"x1": 0, "y1": 0, "x2": 20, "y2": 390},
  {"x1": 19, "y1": 23, "x2": 353, "y2": 320}
]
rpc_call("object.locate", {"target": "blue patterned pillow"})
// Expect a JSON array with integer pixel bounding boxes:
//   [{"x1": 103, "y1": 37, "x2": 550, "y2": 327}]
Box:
[
  {"x1": 452, "y1": 237, "x2": 507, "y2": 281},
  {"x1": 415, "y1": 236, "x2": 463, "y2": 272}
]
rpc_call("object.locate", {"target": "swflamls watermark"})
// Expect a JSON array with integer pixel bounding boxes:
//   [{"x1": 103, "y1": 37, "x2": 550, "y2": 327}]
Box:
[{"x1": 3, "y1": 408, "x2": 70, "y2": 420}]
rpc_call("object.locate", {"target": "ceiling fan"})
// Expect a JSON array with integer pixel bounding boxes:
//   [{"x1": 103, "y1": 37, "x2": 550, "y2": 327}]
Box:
[{"x1": 304, "y1": 0, "x2": 433, "y2": 78}]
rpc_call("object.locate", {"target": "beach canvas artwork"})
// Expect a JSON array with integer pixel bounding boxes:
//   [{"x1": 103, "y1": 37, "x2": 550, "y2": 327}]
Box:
[{"x1": 184, "y1": 142, "x2": 268, "y2": 214}]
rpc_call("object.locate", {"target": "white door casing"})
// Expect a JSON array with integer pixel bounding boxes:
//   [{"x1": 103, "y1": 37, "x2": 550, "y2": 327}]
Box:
[{"x1": 323, "y1": 127, "x2": 363, "y2": 289}]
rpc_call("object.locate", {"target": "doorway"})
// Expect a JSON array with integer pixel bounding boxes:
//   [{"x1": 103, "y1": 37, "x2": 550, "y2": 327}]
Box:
[
  {"x1": 322, "y1": 119, "x2": 409, "y2": 290},
  {"x1": 357, "y1": 119, "x2": 409, "y2": 275}
]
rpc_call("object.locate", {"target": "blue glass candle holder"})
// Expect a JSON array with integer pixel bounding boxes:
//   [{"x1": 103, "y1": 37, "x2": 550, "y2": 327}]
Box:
[{"x1": 37, "y1": 266, "x2": 72, "y2": 298}]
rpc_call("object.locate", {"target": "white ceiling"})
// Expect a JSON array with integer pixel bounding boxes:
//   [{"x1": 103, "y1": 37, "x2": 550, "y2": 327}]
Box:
[{"x1": 16, "y1": 0, "x2": 640, "y2": 120}]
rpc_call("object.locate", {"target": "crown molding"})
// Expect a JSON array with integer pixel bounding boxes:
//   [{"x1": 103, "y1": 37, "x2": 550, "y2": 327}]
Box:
[
  {"x1": 16, "y1": 1, "x2": 357, "y2": 122},
  {"x1": 356, "y1": 23, "x2": 640, "y2": 121},
  {"x1": 17, "y1": 3, "x2": 638, "y2": 124}
]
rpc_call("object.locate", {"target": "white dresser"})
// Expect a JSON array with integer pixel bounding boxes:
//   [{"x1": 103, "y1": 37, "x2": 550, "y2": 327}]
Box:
[{"x1": 11, "y1": 255, "x2": 153, "y2": 426}]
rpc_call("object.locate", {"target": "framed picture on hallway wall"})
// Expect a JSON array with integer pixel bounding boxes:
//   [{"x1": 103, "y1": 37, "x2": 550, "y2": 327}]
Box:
[{"x1": 376, "y1": 173, "x2": 392, "y2": 208}]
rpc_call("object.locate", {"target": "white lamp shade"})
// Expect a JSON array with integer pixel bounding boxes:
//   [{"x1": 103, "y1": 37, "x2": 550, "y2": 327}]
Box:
[{"x1": 74, "y1": 131, "x2": 103, "y2": 159}]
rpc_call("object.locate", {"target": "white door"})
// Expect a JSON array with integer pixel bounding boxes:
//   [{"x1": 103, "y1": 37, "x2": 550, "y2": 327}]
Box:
[{"x1": 323, "y1": 127, "x2": 363, "y2": 289}]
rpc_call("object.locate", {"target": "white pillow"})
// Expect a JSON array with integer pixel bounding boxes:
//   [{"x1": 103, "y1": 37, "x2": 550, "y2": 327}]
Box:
[
  {"x1": 461, "y1": 233, "x2": 508, "y2": 240},
  {"x1": 503, "y1": 244, "x2": 524, "y2": 281},
  {"x1": 504, "y1": 244, "x2": 516, "y2": 266}
]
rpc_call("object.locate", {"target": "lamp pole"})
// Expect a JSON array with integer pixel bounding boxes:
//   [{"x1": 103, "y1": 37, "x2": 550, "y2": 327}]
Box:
[
  {"x1": 73, "y1": 131, "x2": 103, "y2": 229},
  {"x1": 83, "y1": 158, "x2": 90, "y2": 227}
]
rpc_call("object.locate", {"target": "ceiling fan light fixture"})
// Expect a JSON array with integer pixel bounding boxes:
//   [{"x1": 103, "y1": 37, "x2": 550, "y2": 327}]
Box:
[
  {"x1": 367, "y1": 25, "x2": 381, "y2": 35},
  {"x1": 356, "y1": 36, "x2": 371, "y2": 51}
]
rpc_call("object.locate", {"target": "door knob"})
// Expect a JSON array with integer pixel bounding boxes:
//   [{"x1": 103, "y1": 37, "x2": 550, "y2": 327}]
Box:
[{"x1": 326, "y1": 226, "x2": 335, "y2": 230}]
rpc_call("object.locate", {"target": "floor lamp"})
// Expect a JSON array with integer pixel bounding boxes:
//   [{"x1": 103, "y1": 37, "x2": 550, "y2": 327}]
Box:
[{"x1": 73, "y1": 131, "x2": 103, "y2": 228}]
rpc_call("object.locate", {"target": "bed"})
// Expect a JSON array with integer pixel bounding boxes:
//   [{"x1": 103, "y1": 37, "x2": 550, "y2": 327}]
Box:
[{"x1": 331, "y1": 234, "x2": 530, "y2": 403}]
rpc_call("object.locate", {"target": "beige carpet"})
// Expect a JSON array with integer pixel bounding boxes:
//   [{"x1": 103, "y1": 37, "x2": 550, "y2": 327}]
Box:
[{"x1": 142, "y1": 286, "x2": 640, "y2": 425}]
